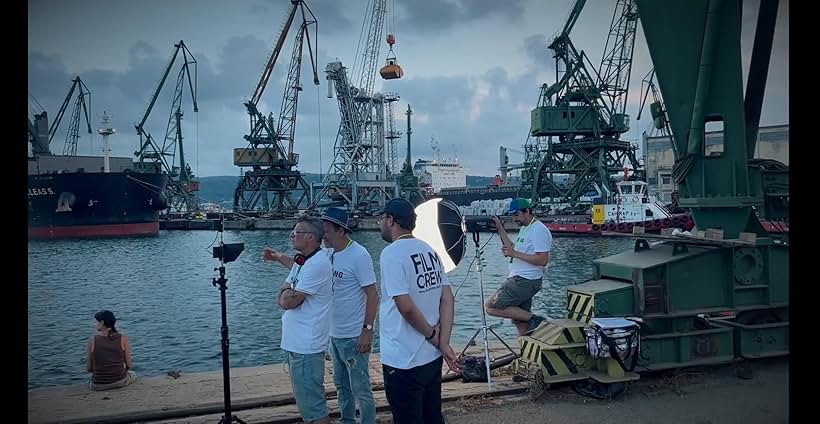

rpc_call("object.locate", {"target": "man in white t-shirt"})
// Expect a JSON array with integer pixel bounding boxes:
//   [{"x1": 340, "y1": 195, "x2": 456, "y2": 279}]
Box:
[
  {"x1": 488, "y1": 198, "x2": 552, "y2": 336},
  {"x1": 377, "y1": 198, "x2": 463, "y2": 424},
  {"x1": 319, "y1": 207, "x2": 378, "y2": 424},
  {"x1": 262, "y1": 215, "x2": 332, "y2": 424}
]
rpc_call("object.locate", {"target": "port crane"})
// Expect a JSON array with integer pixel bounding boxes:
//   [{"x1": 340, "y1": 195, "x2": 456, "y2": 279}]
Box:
[
  {"x1": 522, "y1": 0, "x2": 643, "y2": 205},
  {"x1": 512, "y1": 0, "x2": 789, "y2": 394},
  {"x1": 133, "y1": 40, "x2": 200, "y2": 213},
  {"x1": 47, "y1": 76, "x2": 93, "y2": 157},
  {"x1": 232, "y1": 0, "x2": 319, "y2": 214},
  {"x1": 310, "y1": 0, "x2": 407, "y2": 214}
]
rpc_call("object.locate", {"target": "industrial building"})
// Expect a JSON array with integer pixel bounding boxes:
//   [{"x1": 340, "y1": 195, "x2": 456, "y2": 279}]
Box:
[{"x1": 643, "y1": 124, "x2": 788, "y2": 202}]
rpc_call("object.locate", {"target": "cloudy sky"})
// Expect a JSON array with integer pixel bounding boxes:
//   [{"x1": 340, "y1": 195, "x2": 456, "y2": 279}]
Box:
[{"x1": 28, "y1": 0, "x2": 789, "y2": 178}]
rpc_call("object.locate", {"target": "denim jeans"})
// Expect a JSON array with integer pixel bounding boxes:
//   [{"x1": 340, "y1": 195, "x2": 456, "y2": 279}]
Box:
[
  {"x1": 330, "y1": 336, "x2": 376, "y2": 424},
  {"x1": 286, "y1": 350, "x2": 329, "y2": 422}
]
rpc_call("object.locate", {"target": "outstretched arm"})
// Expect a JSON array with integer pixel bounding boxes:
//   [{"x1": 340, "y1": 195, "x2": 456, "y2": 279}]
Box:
[{"x1": 263, "y1": 247, "x2": 294, "y2": 269}]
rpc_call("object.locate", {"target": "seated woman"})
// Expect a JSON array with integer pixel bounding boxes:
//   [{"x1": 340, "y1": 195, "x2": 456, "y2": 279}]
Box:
[{"x1": 86, "y1": 310, "x2": 137, "y2": 391}]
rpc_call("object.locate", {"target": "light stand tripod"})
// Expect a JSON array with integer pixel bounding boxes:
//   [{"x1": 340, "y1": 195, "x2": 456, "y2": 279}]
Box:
[
  {"x1": 211, "y1": 217, "x2": 246, "y2": 424},
  {"x1": 460, "y1": 229, "x2": 518, "y2": 391}
]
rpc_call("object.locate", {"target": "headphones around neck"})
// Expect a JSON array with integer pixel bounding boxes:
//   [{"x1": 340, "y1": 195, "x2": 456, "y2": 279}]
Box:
[{"x1": 294, "y1": 247, "x2": 322, "y2": 266}]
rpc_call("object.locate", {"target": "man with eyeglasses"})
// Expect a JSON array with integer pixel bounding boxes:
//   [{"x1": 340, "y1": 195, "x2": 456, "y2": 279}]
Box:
[
  {"x1": 488, "y1": 198, "x2": 552, "y2": 336},
  {"x1": 376, "y1": 198, "x2": 462, "y2": 424},
  {"x1": 262, "y1": 215, "x2": 332, "y2": 424}
]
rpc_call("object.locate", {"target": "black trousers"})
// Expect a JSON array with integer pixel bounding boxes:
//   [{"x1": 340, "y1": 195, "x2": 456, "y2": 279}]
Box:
[{"x1": 383, "y1": 356, "x2": 445, "y2": 424}]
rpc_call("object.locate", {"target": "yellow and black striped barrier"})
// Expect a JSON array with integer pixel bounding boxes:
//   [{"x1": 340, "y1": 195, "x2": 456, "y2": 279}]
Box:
[
  {"x1": 566, "y1": 290, "x2": 594, "y2": 323},
  {"x1": 513, "y1": 319, "x2": 593, "y2": 383}
]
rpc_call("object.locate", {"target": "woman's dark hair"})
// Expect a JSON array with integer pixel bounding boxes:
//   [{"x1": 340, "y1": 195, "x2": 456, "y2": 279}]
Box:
[{"x1": 95, "y1": 310, "x2": 119, "y2": 339}]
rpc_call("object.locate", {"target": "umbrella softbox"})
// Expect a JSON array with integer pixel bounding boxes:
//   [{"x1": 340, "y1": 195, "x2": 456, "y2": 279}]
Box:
[{"x1": 413, "y1": 198, "x2": 466, "y2": 272}]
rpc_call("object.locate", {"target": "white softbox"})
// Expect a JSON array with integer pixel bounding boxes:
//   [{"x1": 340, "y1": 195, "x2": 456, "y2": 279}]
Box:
[{"x1": 413, "y1": 198, "x2": 466, "y2": 272}]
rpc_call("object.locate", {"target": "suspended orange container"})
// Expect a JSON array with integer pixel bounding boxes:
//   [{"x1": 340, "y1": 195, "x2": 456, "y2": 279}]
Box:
[
  {"x1": 380, "y1": 33, "x2": 404, "y2": 80},
  {"x1": 381, "y1": 52, "x2": 403, "y2": 80},
  {"x1": 380, "y1": 59, "x2": 404, "y2": 80}
]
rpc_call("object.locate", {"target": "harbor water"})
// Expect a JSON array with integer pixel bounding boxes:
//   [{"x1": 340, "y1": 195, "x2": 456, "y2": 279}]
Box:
[{"x1": 27, "y1": 230, "x2": 633, "y2": 389}]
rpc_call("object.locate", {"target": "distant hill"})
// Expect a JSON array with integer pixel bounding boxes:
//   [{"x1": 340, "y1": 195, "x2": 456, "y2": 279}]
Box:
[
  {"x1": 196, "y1": 174, "x2": 321, "y2": 204},
  {"x1": 196, "y1": 174, "x2": 521, "y2": 205}
]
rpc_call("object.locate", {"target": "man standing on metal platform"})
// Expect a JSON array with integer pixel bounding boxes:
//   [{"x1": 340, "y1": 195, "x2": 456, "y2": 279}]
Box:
[{"x1": 488, "y1": 198, "x2": 552, "y2": 336}]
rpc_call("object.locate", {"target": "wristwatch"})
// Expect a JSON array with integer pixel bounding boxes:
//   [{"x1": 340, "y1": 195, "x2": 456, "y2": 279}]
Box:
[{"x1": 363, "y1": 323, "x2": 374, "y2": 331}]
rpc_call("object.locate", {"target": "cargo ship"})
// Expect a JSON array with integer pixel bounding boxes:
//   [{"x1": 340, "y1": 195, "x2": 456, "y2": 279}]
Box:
[
  {"x1": 28, "y1": 111, "x2": 168, "y2": 239},
  {"x1": 412, "y1": 141, "x2": 523, "y2": 205}
]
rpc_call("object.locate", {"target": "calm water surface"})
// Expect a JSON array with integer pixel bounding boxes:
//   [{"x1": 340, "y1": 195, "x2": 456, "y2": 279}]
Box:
[{"x1": 28, "y1": 229, "x2": 633, "y2": 389}]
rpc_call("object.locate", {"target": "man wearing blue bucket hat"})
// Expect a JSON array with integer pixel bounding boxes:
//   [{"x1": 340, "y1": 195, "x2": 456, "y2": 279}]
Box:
[
  {"x1": 262, "y1": 208, "x2": 379, "y2": 424},
  {"x1": 319, "y1": 207, "x2": 378, "y2": 424},
  {"x1": 488, "y1": 198, "x2": 552, "y2": 336}
]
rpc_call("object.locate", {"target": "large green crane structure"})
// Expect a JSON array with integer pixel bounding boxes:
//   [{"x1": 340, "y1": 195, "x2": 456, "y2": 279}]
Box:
[
  {"x1": 134, "y1": 40, "x2": 199, "y2": 213},
  {"x1": 512, "y1": 0, "x2": 788, "y2": 391},
  {"x1": 233, "y1": 0, "x2": 319, "y2": 215},
  {"x1": 523, "y1": 0, "x2": 643, "y2": 205}
]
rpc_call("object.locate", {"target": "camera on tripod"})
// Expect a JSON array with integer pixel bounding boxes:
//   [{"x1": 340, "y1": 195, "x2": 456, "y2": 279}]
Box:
[
  {"x1": 465, "y1": 216, "x2": 501, "y2": 234},
  {"x1": 212, "y1": 243, "x2": 245, "y2": 264}
]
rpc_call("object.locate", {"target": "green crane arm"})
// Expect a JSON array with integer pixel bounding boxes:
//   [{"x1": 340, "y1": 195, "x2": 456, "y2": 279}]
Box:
[
  {"x1": 48, "y1": 77, "x2": 79, "y2": 143},
  {"x1": 136, "y1": 42, "x2": 183, "y2": 135},
  {"x1": 250, "y1": 0, "x2": 300, "y2": 106},
  {"x1": 635, "y1": 0, "x2": 779, "y2": 237}
]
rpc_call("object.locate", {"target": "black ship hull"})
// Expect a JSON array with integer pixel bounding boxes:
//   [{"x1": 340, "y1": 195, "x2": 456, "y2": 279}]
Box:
[
  {"x1": 434, "y1": 185, "x2": 522, "y2": 206},
  {"x1": 28, "y1": 172, "x2": 168, "y2": 239}
]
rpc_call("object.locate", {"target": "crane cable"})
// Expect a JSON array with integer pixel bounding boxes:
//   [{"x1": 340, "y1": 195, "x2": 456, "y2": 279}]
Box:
[
  {"x1": 317, "y1": 82, "x2": 323, "y2": 180},
  {"x1": 196, "y1": 107, "x2": 200, "y2": 177},
  {"x1": 389, "y1": 0, "x2": 395, "y2": 38},
  {"x1": 350, "y1": 0, "x2": 373, "y2": 84}
]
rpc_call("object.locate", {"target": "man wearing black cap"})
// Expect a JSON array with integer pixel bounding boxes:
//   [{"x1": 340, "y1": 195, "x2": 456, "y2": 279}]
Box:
[
  {"x1": 376, "y1": 198, "x2": 462, "y2": 424},
  {"x1": 488, "y1": 198, "x2": 551, "y2": 336}
]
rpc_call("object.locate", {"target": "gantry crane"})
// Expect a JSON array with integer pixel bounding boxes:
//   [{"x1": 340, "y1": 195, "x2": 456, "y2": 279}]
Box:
[
  {"x1": 523, "y1": 0, "x2": 643, "y2": 205},
  {"x1": 310, "y1": 0, "x2": 410, "y2": 214},
  {"x1": 512, "y1": 0, "x2": 788, "y2": 395},
  {"x1": 233, "y1": 0, "x2": 319, "y2": 215},
  {"x1": 133, "y1": 40, "x2": 199, "y2": 213}
]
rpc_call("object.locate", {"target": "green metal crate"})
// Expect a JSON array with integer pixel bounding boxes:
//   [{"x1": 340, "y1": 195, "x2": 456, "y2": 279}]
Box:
[
  {"x1": 639, "y1": 324, "x2": 735, "y2": 371},
  {"x1": 712, "y1": 313, "x2": 789, "y2": 359},
  {"x1": 592, "y1": 241, "x2": 789, "y2": 317},
  {"x1": 565, "y1": 279, "x2": 634, "y2": 323}
]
